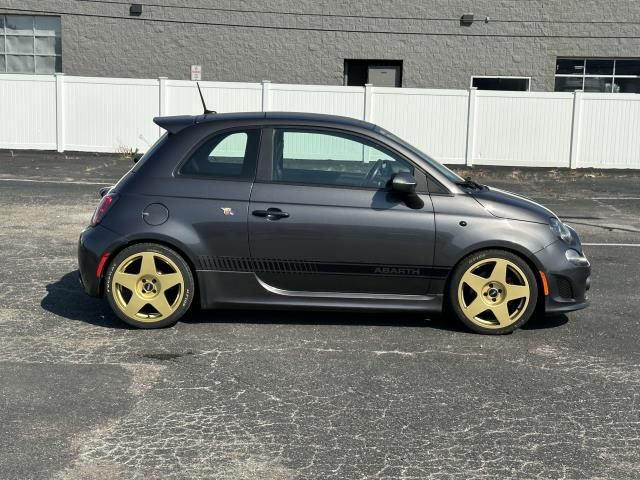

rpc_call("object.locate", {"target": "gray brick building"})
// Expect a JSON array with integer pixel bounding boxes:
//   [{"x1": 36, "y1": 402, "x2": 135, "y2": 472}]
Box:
[{"x1": 2, "y1": 0, "x2": 640, "y2": 92}]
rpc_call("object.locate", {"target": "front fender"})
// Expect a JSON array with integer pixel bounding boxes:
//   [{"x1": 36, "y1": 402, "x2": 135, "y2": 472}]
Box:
[{"x1": 432, "y1": 194, "x2": 556, "y2": 269}]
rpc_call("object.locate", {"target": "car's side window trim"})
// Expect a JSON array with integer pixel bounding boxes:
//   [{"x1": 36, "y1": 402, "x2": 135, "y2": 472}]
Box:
[
  {"x1": 426, "y1": 174, "x2": 452, "y2": 196},
  {"x1": 256, "y1": 126, "x2": 274, "y2": 182},
  {"x1": 173, "y1": 126, "x2": 262, "y2": 181},
  {"x1": 258, "y1": 125, "x2": 429, "y2": 193}
]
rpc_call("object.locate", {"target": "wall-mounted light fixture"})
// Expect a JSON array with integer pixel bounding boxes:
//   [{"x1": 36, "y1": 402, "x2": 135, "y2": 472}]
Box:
[
  {"x1": 130, "y1": 3, "x2": 143, "y2": 16},
  {"x1": 460, "y1": 14, "x2": 474, "y2": 26}
]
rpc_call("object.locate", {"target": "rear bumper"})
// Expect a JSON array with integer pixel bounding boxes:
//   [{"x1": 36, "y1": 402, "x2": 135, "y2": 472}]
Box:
[
  {"x1": 77, "y1": 224, "x2": 125, "y2": 297},
  {"x1": 534, "y1": 241, "x2": 591, "y2": 315}
]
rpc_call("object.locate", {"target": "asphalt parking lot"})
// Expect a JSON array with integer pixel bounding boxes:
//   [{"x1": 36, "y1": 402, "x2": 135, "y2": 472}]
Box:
[{"x1": 1, "y1": 150, "x2": 639, "y2": 480}]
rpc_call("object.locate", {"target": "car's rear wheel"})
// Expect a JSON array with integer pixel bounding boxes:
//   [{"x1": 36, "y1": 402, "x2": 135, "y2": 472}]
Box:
[
  {"x1": 449, "y1": 249, "x2": 538, "y2": 334},
  {"x1": 104, "y1": 243, "x2": 194, "y2": 328}
]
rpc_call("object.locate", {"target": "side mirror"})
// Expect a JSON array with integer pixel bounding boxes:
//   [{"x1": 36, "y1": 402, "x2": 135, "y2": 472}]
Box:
[
  {"x1": 132, "y1": 153, "x2": 143, "y2": 164},
  {"x1": 390, "y1": 172, "x2": 417, "y2": 194}
]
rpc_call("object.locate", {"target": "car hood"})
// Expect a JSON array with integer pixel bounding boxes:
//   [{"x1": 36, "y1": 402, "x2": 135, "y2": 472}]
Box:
[{"x1": 470, "y1": 187, "x2": 555, "y2": 224}]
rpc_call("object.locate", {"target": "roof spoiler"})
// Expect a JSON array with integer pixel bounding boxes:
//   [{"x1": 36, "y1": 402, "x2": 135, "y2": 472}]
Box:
[{"x1": 153, "y1": 115, "x2": 196, "y2": 134}]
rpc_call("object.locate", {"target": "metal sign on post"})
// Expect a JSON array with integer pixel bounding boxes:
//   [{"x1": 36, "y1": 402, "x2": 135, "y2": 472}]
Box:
[{"x1": 190, "y1": 65, "x2": 202, "y2": 81}]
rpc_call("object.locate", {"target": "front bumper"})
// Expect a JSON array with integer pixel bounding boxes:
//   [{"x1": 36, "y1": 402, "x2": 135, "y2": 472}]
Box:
[
  {"x1": 77, "y1": 224, "x2": 125, "y2": 297},
  {"x1": 534, "y1": 240, "x2": 591, "y2": 314}
]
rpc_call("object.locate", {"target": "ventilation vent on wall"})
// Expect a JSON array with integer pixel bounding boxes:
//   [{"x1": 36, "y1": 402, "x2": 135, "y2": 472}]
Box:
[
  {"x1": 130, "y1": 4, "x2": 143, "y2": 16},
  {"x1": 460, "y1": 14, "x2": 474, "y2": 26}
]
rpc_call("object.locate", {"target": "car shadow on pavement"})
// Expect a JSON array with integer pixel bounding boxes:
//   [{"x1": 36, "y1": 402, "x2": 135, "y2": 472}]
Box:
[
  {"x1": 42, "y1": 271, "x2": 462, "y2": 331},
  {"x1": 521, "y1": 314, "x2": 569, "y2": 330},
  {"x1": 183, "y1": 308, "x2": 469, "y2": 332},
  {"x1": 185, "y1": 310, "x2": 568, "y2": 332},
  {"x1": 43, "y1": 271, "x2": 569, "y2": 333},
  {"x1": 41, "y1": 271, "x2": 127, "y2": 329}
]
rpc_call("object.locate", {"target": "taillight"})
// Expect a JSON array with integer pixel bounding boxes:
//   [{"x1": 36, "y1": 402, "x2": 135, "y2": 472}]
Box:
[{"x1": 90, "y1": 194, "x2": 118, "y2": 226}]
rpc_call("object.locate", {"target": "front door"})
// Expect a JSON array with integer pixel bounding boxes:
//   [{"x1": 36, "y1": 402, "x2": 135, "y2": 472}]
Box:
[{"x1": 248, "y1": 127, "x2": 437, "y2": 295}]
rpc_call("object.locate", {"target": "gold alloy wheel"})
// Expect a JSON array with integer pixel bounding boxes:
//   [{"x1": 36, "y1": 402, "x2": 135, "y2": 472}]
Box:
[
  {"x1": 111, "y1": 251, "x2": 185, "y2": 322},
  {"x1": 457, "y1": 257, "x2": 531, "y2": 329}
]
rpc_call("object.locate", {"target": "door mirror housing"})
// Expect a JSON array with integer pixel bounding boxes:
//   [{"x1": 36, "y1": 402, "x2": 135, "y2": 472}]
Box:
[{"x1": 390, "y1": 172, "x2": 417, "y2": 194}]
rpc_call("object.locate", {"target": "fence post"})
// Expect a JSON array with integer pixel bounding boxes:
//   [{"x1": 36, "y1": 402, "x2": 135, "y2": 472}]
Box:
[
  {"x1": 261, "y1": 80, "x2": 271, "y2": 111},
  {"x1": 363, "y1": 83, "x2": 373, "y2": 121},
  {"x1": 569, "y1": 90, "x2": 583, "y2": 169},
  {"x1": 465, "y1": 87, "x2": 478, "y2": 167},
  {"x1": 54, "y1": 73, "x2": 65, "y2": 152},
  {"x1": 158, "y1": 76, "x2": 168, "y2": 116}
]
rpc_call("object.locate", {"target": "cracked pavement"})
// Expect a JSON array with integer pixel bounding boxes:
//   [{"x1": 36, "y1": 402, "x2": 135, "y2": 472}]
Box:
[{"x1": 0, "y1": 151, "x2": 639, "y2": 479}]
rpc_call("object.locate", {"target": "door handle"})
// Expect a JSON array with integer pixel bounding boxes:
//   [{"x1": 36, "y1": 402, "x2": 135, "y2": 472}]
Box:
[{"x1": 252, "y1": 208, "x2": 290, "y2": 220}]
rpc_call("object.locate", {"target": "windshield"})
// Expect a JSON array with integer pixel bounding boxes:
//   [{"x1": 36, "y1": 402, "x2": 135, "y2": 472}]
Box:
[{"x1": 374, "y1": 126, "x2": 464, "y2": 183}]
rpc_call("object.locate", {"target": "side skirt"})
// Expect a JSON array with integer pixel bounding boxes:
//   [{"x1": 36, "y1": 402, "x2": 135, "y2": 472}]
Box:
[{"x1": 197, "y1": 270, "x2": 444, "y2": 312}]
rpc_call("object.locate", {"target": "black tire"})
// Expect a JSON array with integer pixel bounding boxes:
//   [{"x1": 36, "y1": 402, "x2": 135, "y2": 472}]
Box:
[
  {"x1": 448, "y1": 249, "x2": 538, "y2": 335},
  {"x1": 104, "y1": 243, "x2": 194, "y2": 329}
]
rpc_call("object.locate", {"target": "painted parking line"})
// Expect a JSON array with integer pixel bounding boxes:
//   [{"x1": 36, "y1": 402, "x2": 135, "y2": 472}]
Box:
[
  {"x1": 0, "y1": 177, "x2": 109, "y2": 186},
  {"x1": 592, "y1": 197, "x2": 640, "y2": 200},
  {"x1": 582, "y1": 243, "x2": 640, "y2": 247}
]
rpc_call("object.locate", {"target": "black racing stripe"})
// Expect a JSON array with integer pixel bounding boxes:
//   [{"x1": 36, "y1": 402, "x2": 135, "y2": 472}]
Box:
[{"x1": 197, "y1": 256, "x2": 450, "y2": 279}]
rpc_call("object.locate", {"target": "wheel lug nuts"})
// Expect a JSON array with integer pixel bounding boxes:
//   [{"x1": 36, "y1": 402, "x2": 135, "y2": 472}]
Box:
[{"x1": 152, "y1": 279, "x2": 156, "y2": 283}]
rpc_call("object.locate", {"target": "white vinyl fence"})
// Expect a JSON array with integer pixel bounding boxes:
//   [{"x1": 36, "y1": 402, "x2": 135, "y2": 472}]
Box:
[{"x1": 1, "y1": 73, "x2": 640, "y2": 169}]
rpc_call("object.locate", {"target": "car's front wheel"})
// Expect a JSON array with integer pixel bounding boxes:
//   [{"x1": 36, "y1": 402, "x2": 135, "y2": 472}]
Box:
[
  {"x1": 449, "y1": 249, "x2": 538, "y2": 334},
  {"x1": 104, "y1": 243, "x2": 194, "y2": 328}
]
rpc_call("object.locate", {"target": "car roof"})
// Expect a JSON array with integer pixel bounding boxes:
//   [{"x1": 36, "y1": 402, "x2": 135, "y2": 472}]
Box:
[
  {"x1": 154, "y1": 111, "x2": 376, "y2": 134},
  {"x1": 266, "y1": 112, "x2": 374, "y2": 129}
]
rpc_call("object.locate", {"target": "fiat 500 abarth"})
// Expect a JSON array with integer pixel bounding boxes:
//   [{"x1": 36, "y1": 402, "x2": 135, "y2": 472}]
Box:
[{"x1": 78, "y1": 112, "x2": 591, "y2": 334}]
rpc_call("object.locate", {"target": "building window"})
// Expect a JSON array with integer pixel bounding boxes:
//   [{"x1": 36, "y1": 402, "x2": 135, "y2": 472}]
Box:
[
  {"x1": 344, "y1": 60, "x2": 402, "y2": 87},
  {"x1": 555, "y1": 58, "x2": 640, "y2": 93},
  {"x1": 1, "y1": 15, "x2": 62, "y2": 74},
  {"x1": 471, "y1": 76, "x2": 530, "y2": 91}
]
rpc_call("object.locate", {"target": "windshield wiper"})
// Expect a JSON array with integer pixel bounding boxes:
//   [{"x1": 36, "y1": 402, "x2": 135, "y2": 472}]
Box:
[{"x1": 456, "y1": 177, "x2": 487, "y2": 190}]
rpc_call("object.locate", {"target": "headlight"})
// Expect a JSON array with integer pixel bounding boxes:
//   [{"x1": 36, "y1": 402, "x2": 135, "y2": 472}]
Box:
[{"x1": 549, "y1": 217, "x2": 572, "y2": 243}]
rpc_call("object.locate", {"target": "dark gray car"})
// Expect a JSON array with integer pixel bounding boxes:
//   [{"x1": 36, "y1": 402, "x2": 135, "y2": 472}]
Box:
[{"x1": 78, "y1": 112, "x2": 591, "y2": 334}]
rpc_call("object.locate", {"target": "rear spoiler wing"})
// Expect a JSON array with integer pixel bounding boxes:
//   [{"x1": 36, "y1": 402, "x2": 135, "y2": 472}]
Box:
[{"x1": 153, "y1": 115, "x2": 197, "y2": 134}]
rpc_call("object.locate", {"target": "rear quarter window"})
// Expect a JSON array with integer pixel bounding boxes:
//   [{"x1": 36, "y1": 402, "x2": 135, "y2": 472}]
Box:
[{"x1": 180, "y1": 129, "x2": 260, "y2": 179}]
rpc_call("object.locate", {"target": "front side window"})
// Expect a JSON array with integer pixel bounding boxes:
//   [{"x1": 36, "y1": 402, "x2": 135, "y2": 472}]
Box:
[
  {"x1": 374, "y1": 126, "x2": 463, "y2": 184},
  {"x1": 273, "y1": 129, "x2": 413, "y2": 189},
  {"x1": 1, "y1": 15, "x2": 62, "y2": 74},
  {"x1": 555, "y1": 58, "x2": 640, "y2": 93},
  {"x1": 180, "y1": 129, "x2": 260, "y2": 179}
]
